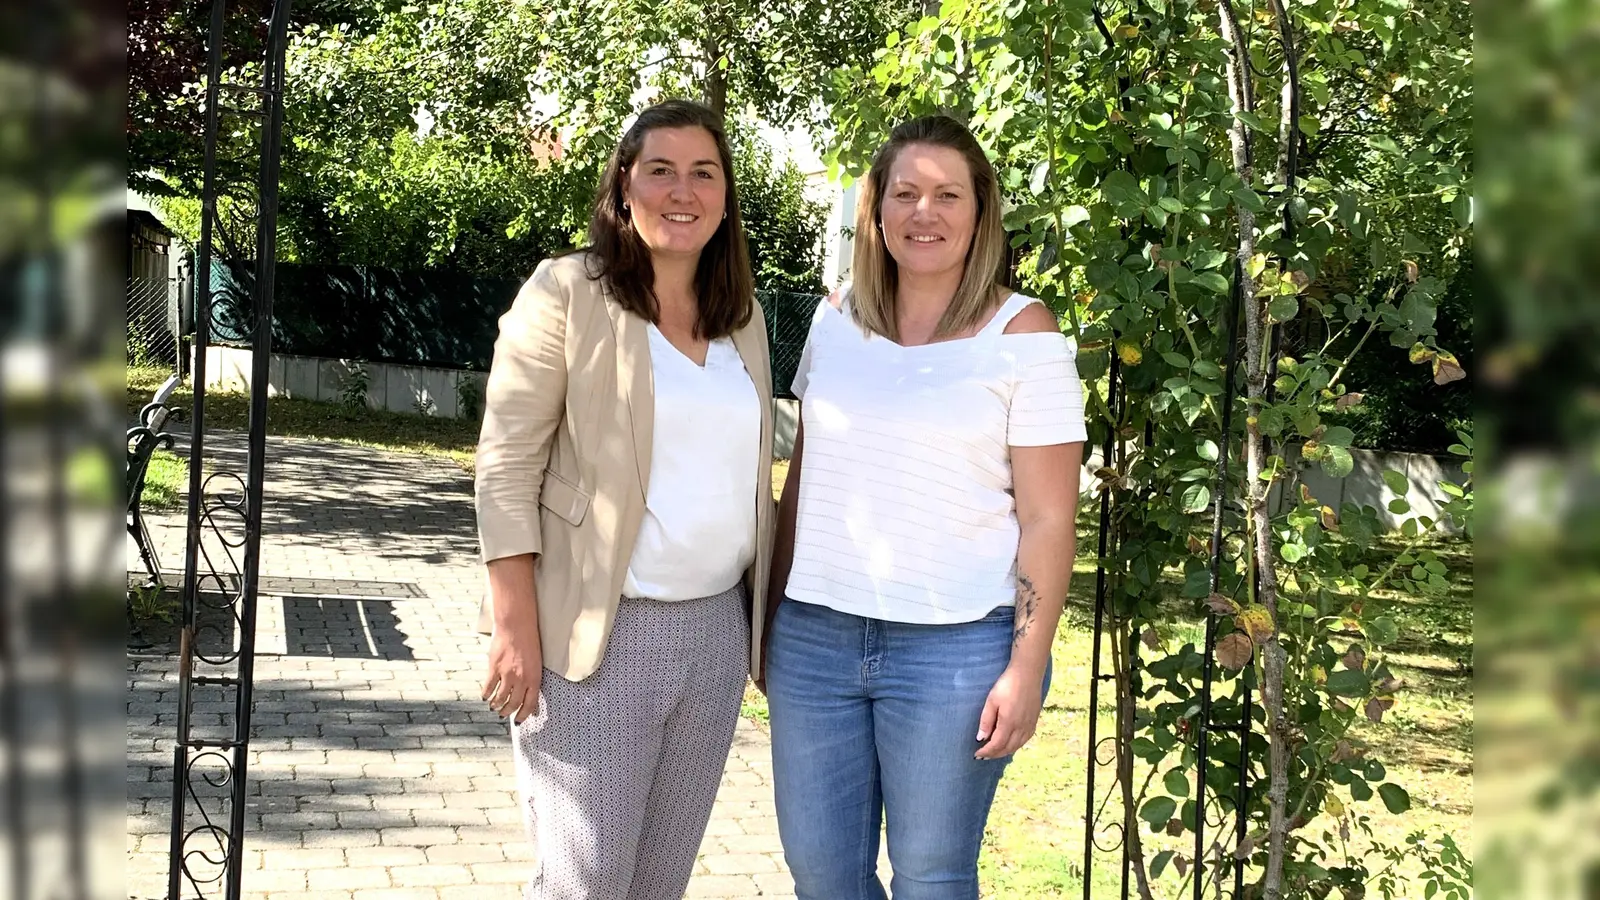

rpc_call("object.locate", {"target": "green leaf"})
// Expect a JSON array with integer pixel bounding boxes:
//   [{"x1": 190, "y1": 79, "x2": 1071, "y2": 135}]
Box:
[
  {"x1": 1102, "y1": 170, "x2": 1142, "y2": 207},
  {"x1": 1194, "y1": 272, "x2": 1229, "y2": 294},
  {"x1": 1382, "y1": 469, "x2": 1409, "y2": 495},
  {"x1": 1388, "y1": 498, "x2": 1411, "y2": 515},
  {"x1": 1030, "y1": 161, "x2": 1050, "y2": 195},
  {"x1": 1151, "y1": 850, "x2": 1176, "y2": 878},
  {"x1": 1369, "y1": 134, "x2": 1403, "y2": 156},
  {"x1": 1163, "y1": 352, "x2": 1190, "y2": 368},
  {"x1": 1378, "y1": 783, "x2": 1412, "y2": 814},
  {"x1": 1236, "y1": 110, "x2": 1270, "y2": 133},
  {"x1": 1192, "y1": 360, "x2": 1222, "y2": 379},
  {"x1": 1197, "y1": 439, "x2": 1219, "y2": 462},
  {"x1": 1321, "y1": 426, "x2": 1355, "y2": 448},
  {"x1": 1257, "y1": 406, "x2": 1285, "y2": 438},
  {"x1": 1140, "y1": 796, "x2": 1178, "y2": 826},
  {"x1": 1325, "y1": 668, "x2": 1369, "y2": 697},
  {"x1": 1268, "y1": 295, "x2": 1299, "y2": 323},
  {"x1": 1181, "y1": 483, "x2": 1212, "y2": 514},
  {"x1": 1349, "y1": 778, "x2": 1374, "y2": 802},
  {"x1": 1164, "y1": 767, "x2": 1191, "y2": 798},
  {"x1": 1060, "y1": 205, "x2": 1092, "y2": 228},
  {"x1": 1232, "y1": 186, "x2": 1266, "y2": 213},
  {"x1": 1036, "y1": 237, "x2": 1059, "y2": 274},
  {"x1": 1320, "y1": 446, "x2": 1355, "y2": 478},
  {"x1": 1087, "y1": 259, "x2": 1121, "y2": 290},
  {"x1": 1367, "y1": 616, "x2": 1400, "y2": 647}
]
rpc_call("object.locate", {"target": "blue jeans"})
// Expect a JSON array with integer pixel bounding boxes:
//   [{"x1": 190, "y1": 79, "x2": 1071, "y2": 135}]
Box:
[{"x1": 766, "y1": 599, "x2": 1050, "y2": 900}]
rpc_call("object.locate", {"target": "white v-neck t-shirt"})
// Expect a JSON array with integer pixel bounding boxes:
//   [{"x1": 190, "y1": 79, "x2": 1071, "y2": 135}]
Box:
[
  {"x1": 786, "y1": 291, "x2": 1087, "y2": 623},
  {"x1": 621, "y1": 323, "x2": 760, "y2": 601}
]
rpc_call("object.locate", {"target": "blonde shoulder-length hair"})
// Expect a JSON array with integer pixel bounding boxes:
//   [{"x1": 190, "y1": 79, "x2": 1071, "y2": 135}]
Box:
[{"x1": 848, "y1": 115, "x2": 1009, "y2": 342}]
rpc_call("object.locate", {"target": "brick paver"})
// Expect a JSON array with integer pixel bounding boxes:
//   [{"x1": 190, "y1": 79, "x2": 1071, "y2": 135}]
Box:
[{"x1": 126, "y1": 434, "x2": 803, "y2": 899}]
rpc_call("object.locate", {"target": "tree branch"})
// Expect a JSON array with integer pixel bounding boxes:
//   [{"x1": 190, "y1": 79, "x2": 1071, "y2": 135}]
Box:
[{"x1": 1215, "y1": 0, "x2": 1291, "y2": 898}]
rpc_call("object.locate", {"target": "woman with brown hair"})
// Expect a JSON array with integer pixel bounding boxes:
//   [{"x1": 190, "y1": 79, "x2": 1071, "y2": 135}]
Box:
[
  {"x1": 475, "y1": 99, "x2": 774, "y2": 900},
  {"x1": 765, "y1": 115, "x2": 1087, "y2": 899}
]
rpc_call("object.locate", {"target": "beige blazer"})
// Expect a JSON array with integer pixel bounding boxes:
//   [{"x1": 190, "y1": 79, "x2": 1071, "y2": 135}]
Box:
[{"x1": 473, "y1": 252, "x2": 775, "y2": 682}]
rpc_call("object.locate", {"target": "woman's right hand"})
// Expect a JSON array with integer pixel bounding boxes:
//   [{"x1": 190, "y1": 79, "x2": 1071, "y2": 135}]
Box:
[
  {"x1": 483, "y1": 612, "x2": 542, "y2": 724},
  {"x1": 482, "y1": 555, "x2": 544, "y2": 725}
]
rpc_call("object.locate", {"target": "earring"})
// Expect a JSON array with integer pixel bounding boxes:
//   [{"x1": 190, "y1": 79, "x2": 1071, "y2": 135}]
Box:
[
  {"x1": 722, "y1": 211, "x2": 728, "y2": 220},
  {"x1": 622, "y1": 201, "x2": 630, "y2": 212}
]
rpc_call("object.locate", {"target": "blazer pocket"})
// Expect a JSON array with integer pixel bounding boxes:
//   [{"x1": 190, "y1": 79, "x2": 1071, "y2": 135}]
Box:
[{"x1": 538, "y1": 469, "x2": 591, "y2": 526}]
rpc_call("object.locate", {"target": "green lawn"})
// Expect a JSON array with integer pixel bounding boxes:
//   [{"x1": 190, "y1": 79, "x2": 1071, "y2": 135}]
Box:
[
  {"x1": 743, "y1": 538, "x2": 1471, "y2": 899},
  {"x1": 127, "y1": 366, "x2": 481, "y2": 471}
]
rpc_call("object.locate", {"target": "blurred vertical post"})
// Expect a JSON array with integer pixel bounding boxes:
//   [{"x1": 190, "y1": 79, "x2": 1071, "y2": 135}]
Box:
[
  {"x1": 0, "y1": 0, "x2": 127, "y2": 898},
  {"x1": 1477, "y1": 1, "x2": 1600, "y2": 898}
]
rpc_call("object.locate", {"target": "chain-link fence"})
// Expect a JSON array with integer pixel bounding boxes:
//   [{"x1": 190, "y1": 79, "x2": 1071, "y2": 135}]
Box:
[
  {"x1": 127, "y1": 277, "x2": 179, "y2": 371},
  {"x1": 761, "y1": 289, "x2": 822, "y2": 400}
]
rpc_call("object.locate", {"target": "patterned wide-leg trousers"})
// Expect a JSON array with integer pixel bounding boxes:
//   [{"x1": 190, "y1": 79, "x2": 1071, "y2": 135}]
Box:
[{"x1": 510, "y1": 584, "x2": 749, "y2": 900}]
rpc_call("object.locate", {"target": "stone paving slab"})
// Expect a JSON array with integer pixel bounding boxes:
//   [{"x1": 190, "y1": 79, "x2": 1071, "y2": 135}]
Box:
[{"x1": 126, "y1": 434, "x2": 807, "y2": 899}]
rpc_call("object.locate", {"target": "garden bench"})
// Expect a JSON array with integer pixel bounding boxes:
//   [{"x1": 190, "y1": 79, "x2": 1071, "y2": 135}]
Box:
[{"x1": 128, "y1": 373, "x2": 183, "y2": 589}]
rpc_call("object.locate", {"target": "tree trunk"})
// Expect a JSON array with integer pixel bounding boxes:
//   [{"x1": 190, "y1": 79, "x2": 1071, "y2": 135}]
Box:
[
  {"x1": 1215, "y1": 1, "x2": 1292, "y2": 897},
  {"x1": 702, "y1": 23, "x2": 727, "y2": 118}
]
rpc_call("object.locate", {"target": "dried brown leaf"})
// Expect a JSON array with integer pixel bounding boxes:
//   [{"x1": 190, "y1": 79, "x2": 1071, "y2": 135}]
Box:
[
  {"x1": 1341, "y1": 644, "x2": 1367, "y2": 672},
  {"x1": 1364, "y1": 696, "x2": 1395, "y2": 724},
  {"x1": 1335, "y1": 391, "x2": 1366, "y2": 410},
  {"x1": 1217, "y1": 632, "x2": 1254, "y2": 669},
  {"x1": 1207, "y1": 593, "x2": 1241, "y2": 616},
  {"x1": 1433, "y1": 353, "x2": 1467, "y2": 385}
]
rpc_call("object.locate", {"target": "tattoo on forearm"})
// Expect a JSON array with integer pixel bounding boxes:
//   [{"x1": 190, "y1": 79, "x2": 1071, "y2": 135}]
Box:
[{"x1": 1013, "y1": 572, "x2": 1040, "y2": 649}]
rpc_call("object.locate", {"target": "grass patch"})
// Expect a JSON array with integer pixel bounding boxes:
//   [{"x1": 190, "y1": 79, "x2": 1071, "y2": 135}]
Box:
[
  {"x1": 128, "y1": 583, "x2": 181, "y2": 623},
  {"x1": 141, "y1": 450, "x2": 189, "y2": 509},
  {"x1": 741, "y1": 682, "x2": 771, "y2": 725},
  {"x1": 127, "y1": 366, "x2": 481, "y2": 471}
]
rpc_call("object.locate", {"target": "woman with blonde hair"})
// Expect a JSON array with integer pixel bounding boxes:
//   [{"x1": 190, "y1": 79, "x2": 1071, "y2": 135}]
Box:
[
  {"x1": 765, "y1": 115, "x2": 1087, "y2": 899},
  {"x1": 476, "y1": 99, "x2": 774, "y2": 900}
]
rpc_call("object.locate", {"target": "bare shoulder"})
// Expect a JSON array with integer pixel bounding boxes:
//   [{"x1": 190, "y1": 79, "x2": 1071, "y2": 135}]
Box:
[{"x1": 1002, "y1": 300, "x2": 1060, "y2": 335}]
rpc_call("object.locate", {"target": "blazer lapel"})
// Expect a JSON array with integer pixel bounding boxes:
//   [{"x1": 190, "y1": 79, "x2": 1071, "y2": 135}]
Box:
[{"x1": 605, "y1": 293, "x2": 654, "y2": 500}]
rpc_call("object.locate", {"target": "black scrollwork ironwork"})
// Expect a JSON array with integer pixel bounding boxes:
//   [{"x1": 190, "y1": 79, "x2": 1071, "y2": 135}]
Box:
[
  {"x1": 1079, "y1": 260, "x2": 1258, "y2": 899},
  {"x1": 166, "y1": 0, "x2": 293, "y2": 897}
]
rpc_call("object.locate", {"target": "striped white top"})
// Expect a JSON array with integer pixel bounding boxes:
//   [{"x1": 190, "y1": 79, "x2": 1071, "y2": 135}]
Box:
[{"x1": 787, "y1": 290, "x2": 1087, "y2": 624}]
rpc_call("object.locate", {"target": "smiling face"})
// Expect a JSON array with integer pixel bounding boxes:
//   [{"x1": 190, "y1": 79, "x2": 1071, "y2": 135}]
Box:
[
  {"x1": 878, "y1": 142, "x2": 979, "y2": 281},
  {"x1": 621, "y1": 126, "x2": 728, "y2": 263}
]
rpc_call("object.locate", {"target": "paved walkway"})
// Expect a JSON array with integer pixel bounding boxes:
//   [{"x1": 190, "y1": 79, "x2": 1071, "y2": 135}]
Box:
[{"x1": 126, "y1": 433, "x2": 798, "y2": 900}]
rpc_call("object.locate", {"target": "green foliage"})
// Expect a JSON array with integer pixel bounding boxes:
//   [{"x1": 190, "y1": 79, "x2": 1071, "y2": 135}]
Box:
[
  {"x1": 732, "y1": 131, "x2": 829, "y2": 294},
  {"x1": 456, "y1": 376, "x2": 485, "y2": 422},
  {"x1": 339, "y1": 361, "x2": 371, "y2": 411},
  {"x1": 822, "y1": 0, "x2": 1471, "y2": 893},
  {"x1": 1326, "y1": 257, "x2": 1474, "y2": 453},
  {"x1": 139, "y1": 0, "x2": 911, "y2": 279}
]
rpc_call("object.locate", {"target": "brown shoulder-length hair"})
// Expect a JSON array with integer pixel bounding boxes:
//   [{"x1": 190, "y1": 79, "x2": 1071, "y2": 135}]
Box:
[
  {"x1": 581, "y1": 100, "x2": 754, "y2": 339},
  {"x1": 849, "y1": 115, "x2": 1008, "y2": 342}
]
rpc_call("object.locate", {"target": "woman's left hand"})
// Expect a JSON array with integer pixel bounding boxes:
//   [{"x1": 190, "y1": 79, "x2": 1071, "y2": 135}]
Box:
[{"x1": 975, "y1": 664, "x2": 1046, "y2": 759}]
